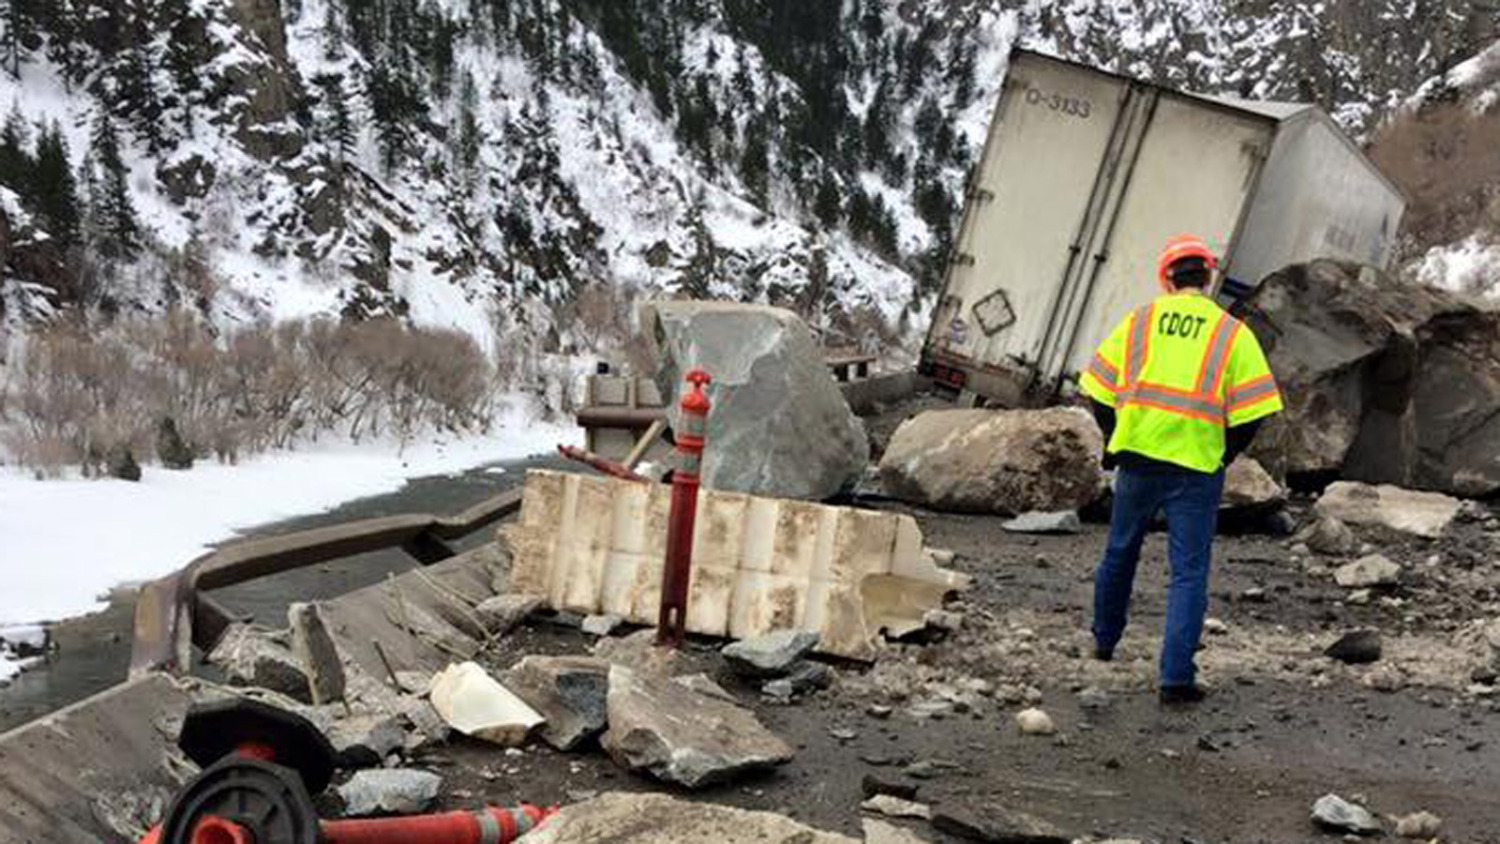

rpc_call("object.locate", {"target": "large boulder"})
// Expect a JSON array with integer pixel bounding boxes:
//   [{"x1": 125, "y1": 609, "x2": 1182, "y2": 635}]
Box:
[
  {"x1": 643, "y1": 301, "x2": 868, "y2": 500},
  {"x1": 1220, "y1": 457, "x2": 1285, "y2": 513},
  {"x1": 601, "y1": 665, "x2": 794, "y2": 788},
  {"x1": 521, "y1": 792, "x2": 856, "y2": 843},
  {"x1": 1314, "y1": 481, "x2": 1461, "y2": 539},
  {"x1": 878, "y1": 407, "x2": 1104, "y2": 515},
  {"x1": 1241, "y1": 260, "x2": 1500, "y2": 495}
]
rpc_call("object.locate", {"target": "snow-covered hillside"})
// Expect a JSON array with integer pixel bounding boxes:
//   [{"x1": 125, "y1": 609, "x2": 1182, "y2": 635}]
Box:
[{"x1": 0, "y1": 0, "x2": 1494, "y2": 350}]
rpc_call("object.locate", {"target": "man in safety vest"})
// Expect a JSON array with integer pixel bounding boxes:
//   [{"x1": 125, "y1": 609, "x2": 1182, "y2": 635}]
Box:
[{"x1": 1078, "y1": 234, "x2": 1283, "y2": 705}]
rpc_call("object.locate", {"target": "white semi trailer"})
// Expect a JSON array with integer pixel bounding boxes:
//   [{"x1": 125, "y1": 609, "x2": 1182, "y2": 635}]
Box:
[{"x1": 920, "y1": 49, "x2": 1407, "y2": 404}]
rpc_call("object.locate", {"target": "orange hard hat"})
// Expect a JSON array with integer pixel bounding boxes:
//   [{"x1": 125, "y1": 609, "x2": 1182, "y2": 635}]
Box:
[{"x1": 1157, "y1": 234, "x2": 1218, "y2": 286}]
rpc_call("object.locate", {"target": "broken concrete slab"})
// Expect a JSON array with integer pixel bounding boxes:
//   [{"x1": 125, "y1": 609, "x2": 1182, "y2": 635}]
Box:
[
  {"x1": 474, "y1": 593, "x2": 543, "y2": 636},
  {"x1": 206, "y1": 623, "x2": 308, "y2": 700},
  {"x1": 863, "y1": 819, "x2": 932, "y2": 844},
  {"x1": 1001, "y1": 511, "x2": 1082, "y2": 535},
  {"x1": 581, "y1": 613, "x2": 625, "y2": 637},
  {"x1": 502, "y1": 656, "x2": 610, "y2": 751},
  {"x1": 337, "y1": 768, "x2": 441, "y2": 816},
  {"x1": 644, "y1": 300, "x2": 870, "y2": 501},
  {"x1": 326, "y1": 712, "x2": 406, "y2": 768},
  {"x1": 1315, "y1": 481, "x2": 1461, "y2": 539},
  {"x1": 509, "y1": 470, "x2": 969, "y2": 661},
  {"x1": 878, "y1": 407, "x2": 1105, "y2": 516},
  {"x1": 762, "y1": 661, "x2": 834, "y2": 700},
  {"x1": 722, "y1": 630, "x2": 820, "y2": 678},
  {"x1": 289, "y1": 602, "x2": 346, "y2": 706},
  {"x1": 591, "y1": 629, "x2": 682, "y2": 676},
  {"x1": 428, "y1": 661, "x2": 544, "y2": 747},
  {"x1": 520, "y1": 792, "x2": 857, "y2": 843},
  {"x1": 601, "y1": 664, "x2": 794, "y2": 788}
]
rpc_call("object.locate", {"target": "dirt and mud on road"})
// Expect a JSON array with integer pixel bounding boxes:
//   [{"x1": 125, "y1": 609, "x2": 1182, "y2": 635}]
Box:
[{"x1": 407, "y1": 492, "x2": 1500, "y2": 844}]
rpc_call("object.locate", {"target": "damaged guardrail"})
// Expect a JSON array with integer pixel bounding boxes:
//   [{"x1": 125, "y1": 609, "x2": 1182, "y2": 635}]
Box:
[{"x1": 129, "y1": 487, "x2": 525, "y2": 678}]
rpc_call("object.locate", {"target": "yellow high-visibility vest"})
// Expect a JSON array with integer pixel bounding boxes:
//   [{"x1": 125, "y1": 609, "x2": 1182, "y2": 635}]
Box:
[{"x1": 1079, "y1": 290, "x2": 1283, "y2": 473}]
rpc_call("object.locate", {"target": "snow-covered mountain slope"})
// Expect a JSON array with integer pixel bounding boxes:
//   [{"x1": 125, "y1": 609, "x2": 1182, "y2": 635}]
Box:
[{"x1": 0, "y1": 0, "x2": 1493, "y2": 351}]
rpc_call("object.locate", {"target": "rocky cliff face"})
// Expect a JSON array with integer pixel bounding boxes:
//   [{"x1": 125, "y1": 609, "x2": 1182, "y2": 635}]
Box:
[{"x1": 0, "y1": 0, "x2": 1492, "y2": 351}]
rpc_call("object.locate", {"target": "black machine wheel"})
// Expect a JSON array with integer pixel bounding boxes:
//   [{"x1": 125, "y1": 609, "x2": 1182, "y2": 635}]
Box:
[{"x1": 159, "y1": 757, "x2": 320, "y2": 844}]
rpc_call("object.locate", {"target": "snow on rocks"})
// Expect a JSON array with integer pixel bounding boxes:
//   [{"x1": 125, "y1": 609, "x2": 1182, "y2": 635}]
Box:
[
  {"x1": 1310, "y1": 794, "x2": 1381, "y2": 836},
  {"x1": 879, "y1": 408, "x2": 1105, "y2": 515},
  {"x1": 428, "y1": 661, "x2": 544, "y2": 747},
  {"x1": 601, "y1": 664, "x2": 793, "y2": 788},
  {"x1": 337, "y1": 769, "x2": 442, "y2": 817}
]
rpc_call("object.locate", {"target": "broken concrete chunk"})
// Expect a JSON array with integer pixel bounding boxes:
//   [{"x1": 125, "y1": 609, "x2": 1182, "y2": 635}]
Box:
[
  {"x1": 206, "y1": 623, "x2": 309, "y2": 700},
  {"x1": 601, "y1": 665, "x2": 793, "y2": 788},
  {"x1": 645, "y1": 300, "x2": 869, "y2": 501},
  {"x1": 592, "y1": 629, "x2": 681, "y2": 676},
  {"x1": 428, "y1": 662, "x2": 544, "y2": 747},
  {"x1": 878, "y1": 407, "x2": 1105, "y2": 516},
  {"x1": 502, "y1": 656, "x2": 610, "y2": 751},
  {"x1": 510, "y1": 470, "x2": 970, "y2": 661},
  {"x1": 1315, "y1": 482, "x2": 1461, "y2": 539},
  {"x1": 474, "y1": 593, "x2": 543, "y2": 637},
  {"x1": 722, "y1": 630, "x2": 820, "y2": 678},
  {"x1": 931, "y1": 801, "x2": 1069, "y2": 844},
  {"x1": 1310, "y1": 794, "x2": 1381, "y2": 836},
  {"x1": 326, "y1": 712, "x2": 406, "y2": 768},
  {"x1": 521, "y1": 792, "x2": 857, "y2": 843},
  {"x1": 337, "y1": 768, "x2": 441, "y2": 817},
  {"x1": 1001, "y1": 511, "x2": 1083, "y2": 535},
  {"x1": 289, "y1": 602, "x2": 346, "y2": 706},
  {"x1": 762, "y1": 661, "x2": 834, "y2": 700},
  {"x1": 1334, "y1": 555, "x2": 1401, "y2": 588}
]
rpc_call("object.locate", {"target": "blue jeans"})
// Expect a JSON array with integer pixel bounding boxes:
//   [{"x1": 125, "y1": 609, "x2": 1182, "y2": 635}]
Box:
[{"x1": 1092, "y1": 465, "x2": 1225, "y2": 687}]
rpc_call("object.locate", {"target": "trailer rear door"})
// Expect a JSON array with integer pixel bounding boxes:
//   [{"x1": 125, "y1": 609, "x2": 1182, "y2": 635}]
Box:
[{"x1": 925, "y1": 54, "x2": 1131, "y2": 394}]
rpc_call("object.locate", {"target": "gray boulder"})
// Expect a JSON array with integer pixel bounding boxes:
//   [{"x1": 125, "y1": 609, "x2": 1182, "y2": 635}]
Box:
[
  {"x1": 1220, "y1": 457, "x2": 1285, "y2": 513},
  {"x1": 722, "y1": 630, "x2": 820, "y2": 678},
  {"x1": 337, "y1": 769, "x2": 441, "y2": 817},
  {"x1": 1297, "y1": 515, "x2": 1360, "y2": 556},
  {"x1": 1315, "y1": 481, "x2": 1461, "y2": 539},
  {"x1": 879, "y1": 408, "x2": 1104, "y2": 515},
  {"x1": 1310, "y1": 794, "x2": 1381, "y2": 836},
  {"x1": 644, "y1": 301, "x2": 868, "y2": 501},
  {"x1": 502, "y1": 656, "x2": 611, "y2": 751},
  {"x1": 602, "y1": 665, "x2": 794, "y2": 788},
  {"x1": 326, "y1": 713, "x2": 406, "y2": 768}
]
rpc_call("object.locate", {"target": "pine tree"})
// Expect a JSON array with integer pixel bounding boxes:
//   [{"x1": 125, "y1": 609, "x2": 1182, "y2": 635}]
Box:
[
  {"x1": 814, "y1": 172, "x2": 842, "y2": 228},
  {"x1": 738, "y1": 121, "x2": 770, "y2": 205},
  {"x1": 0, "y1": 101, "x2": 31, "y2": 191},
  {"x1": 313, "y1": 73, "x2": 355, "y2": 166},
  {"x1": 30, "y1": 121, "x2": 79, "y2": 246},
  {"x1": 1, "y1": 0, "x2": 38, "y2": 78},
  {"x1": 162, "y1": 0, "x2": 209, "y2": 136},
  {"x1": 87, "y1": 112, "x2": 142, "y2": 260}
]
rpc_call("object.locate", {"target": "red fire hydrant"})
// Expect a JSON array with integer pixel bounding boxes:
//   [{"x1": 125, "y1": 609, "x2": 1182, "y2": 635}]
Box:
[{"x1": 657, "y1": 368, "x2": 712, "y2": 647}]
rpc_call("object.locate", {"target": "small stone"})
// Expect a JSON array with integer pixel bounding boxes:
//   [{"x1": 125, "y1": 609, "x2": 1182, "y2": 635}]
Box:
[
  {"x1": 1310, "y1": 794, "x2": 1380, "y2": 836},
  {"x1": 1365, "y1": 666, "x2": 1405, "y2": 693},
  {"x1": 866, "y1": 704, "x2": 894, "y2": 720},
  {"x1": 1015, "y1": 707, "x2": 1056, "y2": 735},
  {"x1": 1347, "y1": 589, "x2": 1373, "y2": 606},
  {"x1": 761, "y1": 660, "x2": 834, "y2": 701},
  {"x1": 861, "y1": 794, "x2": 931, "y2": 820},
  {"x1": 1335, "y1": 555, "x2": 1401, "y2": 589},
  {"x1": 1325, "y1": 630, "x2": 1382, "y2": 664},
  {"x1": 1204, "y1": 618, "x2": 1229, "y2": 636},
  {"x1": 1001, "y1": 511, "x2": 1083, "y2": 535},
  {"x1": 1077, "y1": 686, "x2": 1112, "y2": 711},
  {"x1": 326, "y1": 713, "x2": 407, "y2": 769},
  {"x1": 722, "y1": 630, "x2": 820, "y2": 678},
  {"x1": 830, "y1": 727, "x2": 858, "y2": 742},
  {"x1": 337, "y1": 769, "x2": 442, "y2": 817},
  {"x1": 861, "y1": 773, "x2": 918, "y2": 801},
  {"x1": 1395, "y1": 810, "x2": 1442, "y2": 838},
  {"x1": 903, "y1": 759, "x2": 960, "y2": 780},
  {"x1": 923, "y1": 609, "x2": 964, "y2": 632},
  {"x1": 581, "y1": 614, "x2": 624, "y2": 637},
  {"x1": 1241, "y1": 587, "x2": 1268, "y2": 603}
]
